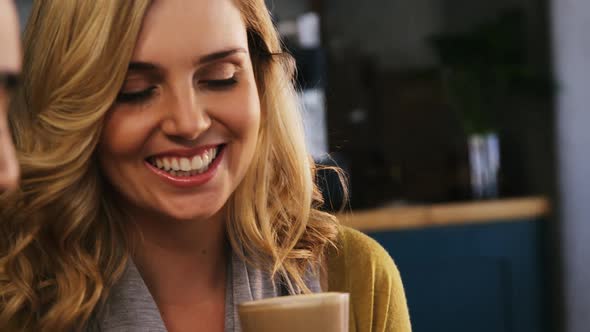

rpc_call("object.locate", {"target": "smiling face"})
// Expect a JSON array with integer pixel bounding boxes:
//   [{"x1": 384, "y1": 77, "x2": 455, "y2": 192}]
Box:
[{"x1": 98, "y1": 0, "x2": 261, "y2": 223}]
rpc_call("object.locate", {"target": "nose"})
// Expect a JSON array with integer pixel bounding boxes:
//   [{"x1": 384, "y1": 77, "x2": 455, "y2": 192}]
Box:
[{"x1": 161, "y1": 84, "x2": 211, "y2": 141}]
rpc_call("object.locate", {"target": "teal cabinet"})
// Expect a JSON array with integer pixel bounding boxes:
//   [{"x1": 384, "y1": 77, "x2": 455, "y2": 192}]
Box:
[{"x1": 369, "y1": 220, "x2": 546, "y2": 332}]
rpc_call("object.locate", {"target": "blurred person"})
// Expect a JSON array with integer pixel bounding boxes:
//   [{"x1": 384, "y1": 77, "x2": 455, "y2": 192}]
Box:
[
  {"x1": 0, "y1": 1, "x2": 412, "y2": 331},
  {"x1": 0, "y1": 0, "x2": 21, "y2": 190}
]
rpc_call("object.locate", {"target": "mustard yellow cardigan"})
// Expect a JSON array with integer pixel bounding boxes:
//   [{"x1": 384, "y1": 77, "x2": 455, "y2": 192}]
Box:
[{"x1": 327, "y1": 226, "x2": 412, "y2": 332}]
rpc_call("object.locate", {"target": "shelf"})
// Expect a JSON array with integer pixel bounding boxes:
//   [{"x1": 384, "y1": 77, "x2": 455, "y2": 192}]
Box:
[{"x1": 337, "y1": 196, "x2": 551, "y2": 232}]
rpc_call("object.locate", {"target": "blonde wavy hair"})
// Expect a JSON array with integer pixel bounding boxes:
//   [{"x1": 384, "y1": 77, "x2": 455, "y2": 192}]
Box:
[{"x1": 0, "y1": 0, "x2": 342, "y2": 331}]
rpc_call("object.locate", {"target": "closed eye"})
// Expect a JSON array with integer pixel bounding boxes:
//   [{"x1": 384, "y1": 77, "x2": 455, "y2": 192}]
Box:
[
  {"x1": 116, "y1": 86, "x2": 157, "y2": 104},
  {"x1": 200, "y1": 77, "x2": 238, "y2": 90}
]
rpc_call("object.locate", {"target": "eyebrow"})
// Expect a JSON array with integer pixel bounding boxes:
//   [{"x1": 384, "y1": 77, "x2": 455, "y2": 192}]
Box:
[
  {"x1": 127, "y1": 48, "x2": 248, "y2": 73},
  {"x1": 195, "y1": 48, "x2": 248, "y2": 65}
]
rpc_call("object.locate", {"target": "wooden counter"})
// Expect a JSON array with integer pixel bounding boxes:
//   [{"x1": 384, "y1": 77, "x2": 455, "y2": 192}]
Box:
[{"x1": 337, "y1": 196, "x2": 551, "y2": 232}]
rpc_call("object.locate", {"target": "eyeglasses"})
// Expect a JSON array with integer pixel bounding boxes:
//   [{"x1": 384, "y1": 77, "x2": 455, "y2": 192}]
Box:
[{"x1": 0, "y1": 72, "x2": 20, "y2": 95}]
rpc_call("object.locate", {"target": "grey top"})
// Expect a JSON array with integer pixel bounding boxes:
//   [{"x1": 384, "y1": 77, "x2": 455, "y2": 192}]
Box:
[{"x1": 90, "y1": 250, "x2": 321, "y2": 331}]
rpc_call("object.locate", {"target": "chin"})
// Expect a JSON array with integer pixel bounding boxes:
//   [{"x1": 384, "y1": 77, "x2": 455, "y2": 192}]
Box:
[
  {"x1": 158, "y1": 200, "x2": 226, "y2": 223},
  {"x1": 158, "y1": 209, "x2": 215, "y2": 223},
  {"x1": 139, "y1": 189, "x2": 230, "y2": 223}
]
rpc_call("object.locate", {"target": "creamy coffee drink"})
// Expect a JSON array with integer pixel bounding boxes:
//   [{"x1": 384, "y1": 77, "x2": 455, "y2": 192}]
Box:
[{"x1": 238, "y1": 292, "x2": 349, "y2": 332}]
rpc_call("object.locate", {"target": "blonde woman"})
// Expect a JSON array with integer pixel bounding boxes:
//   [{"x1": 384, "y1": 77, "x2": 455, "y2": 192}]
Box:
[{"x1": 0, "y1": 1, "x2": 411, "y2": 331}]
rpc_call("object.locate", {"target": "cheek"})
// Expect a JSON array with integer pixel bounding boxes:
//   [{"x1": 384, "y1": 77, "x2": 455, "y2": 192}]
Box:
[
  {"x1": 218, "y1": 81, "x2": 261, "y2": 139},
  {"x1": 98, "y1": 108, "x2": 153, "y2": 179},
  {"x1": 100, "y1": 109, "x2": 151, "y2": 159}
]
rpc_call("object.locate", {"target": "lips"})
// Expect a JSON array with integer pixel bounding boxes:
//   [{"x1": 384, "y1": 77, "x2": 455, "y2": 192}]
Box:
[
  {"x1": 148, "y1": 145, "x2": 220, "y2": 176},
  {"x1": 145, "y1": 144, "x2": 226, "y2": 187}
]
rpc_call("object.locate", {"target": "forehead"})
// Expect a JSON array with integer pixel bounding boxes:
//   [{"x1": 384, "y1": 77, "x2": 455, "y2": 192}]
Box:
[
  {"x1": 132, "y1": 0, "x2": 247, "y2": 64},
  {"x1": 0, "y1": 0, "x2": 21, "y2": 72}
]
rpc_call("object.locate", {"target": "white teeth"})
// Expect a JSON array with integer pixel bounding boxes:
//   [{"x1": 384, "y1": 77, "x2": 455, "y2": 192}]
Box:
[
  {"x1": 192, "y1": 155, "x2": 203, "y2": 169},
  {"x1": 180, "y1": 158, "x2": 191, "y2": 171},
  {"x1": 151, "y1": 147, "x2": 220, "y2": 176},
  {"x1": 171, "y1": 159, "x2": 180, "y2": 171}
]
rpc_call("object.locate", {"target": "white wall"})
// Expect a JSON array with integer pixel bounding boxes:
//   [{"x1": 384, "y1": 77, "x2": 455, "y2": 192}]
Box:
[{"x1": 552, "y1": 0, "x2": 590, "y2": 331}]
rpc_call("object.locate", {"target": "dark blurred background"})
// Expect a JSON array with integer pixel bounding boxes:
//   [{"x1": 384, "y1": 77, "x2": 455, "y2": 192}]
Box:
[
  {"x1": 266, "y1": 1, "x2": 562, "y2": 332},
  {"x1": 268, "y1": 0, "x2": 555, "y2": 208}
]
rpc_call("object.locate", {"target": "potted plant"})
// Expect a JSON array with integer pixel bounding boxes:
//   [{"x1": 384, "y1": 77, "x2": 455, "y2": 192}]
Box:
[{"x1": 430, "y1": 8, "x2": 552, "y2": 199}]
